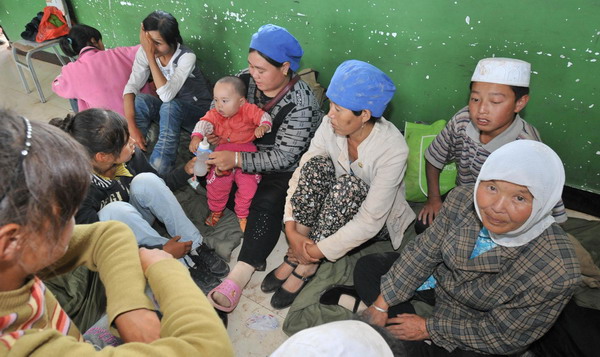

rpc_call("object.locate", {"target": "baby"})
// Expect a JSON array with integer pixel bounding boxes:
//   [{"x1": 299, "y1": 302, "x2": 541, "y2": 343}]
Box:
[{"x1": 190, "y1": 76, "x2": 272, "y2": 231}]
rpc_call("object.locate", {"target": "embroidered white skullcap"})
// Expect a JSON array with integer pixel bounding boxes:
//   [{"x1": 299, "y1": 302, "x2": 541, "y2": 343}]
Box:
[
  {"x1": 471, "y1": 57, "x2": 531, "y2": 87},
  {"x1": 270, "y1": 320, "x2": 394, "y2": 357}
]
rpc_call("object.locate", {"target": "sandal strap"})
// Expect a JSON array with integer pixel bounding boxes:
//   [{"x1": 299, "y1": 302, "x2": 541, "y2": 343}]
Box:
[
  {"x1": 283, "y1": 255, "x2": 299, "y2": 269},
  {"x1": 291, "y1": 270, "x2": 314, "y2": 282}
]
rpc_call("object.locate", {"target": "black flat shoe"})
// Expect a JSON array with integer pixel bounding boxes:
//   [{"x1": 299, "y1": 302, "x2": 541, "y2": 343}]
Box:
[
  {"x1": 261, "y1": 256, "x2": 298, "y2": 293},
  {"x1": 319, "y1": 285, "x2": 361, "y2": 313},
  {"x1": 270, "y1": 270, "x2": 314, "y2": 309}
]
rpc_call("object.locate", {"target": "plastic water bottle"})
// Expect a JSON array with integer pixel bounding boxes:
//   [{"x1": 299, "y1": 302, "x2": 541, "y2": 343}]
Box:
[{"x1": 193, "y1": 137, "x2": 212, "y2": 177}]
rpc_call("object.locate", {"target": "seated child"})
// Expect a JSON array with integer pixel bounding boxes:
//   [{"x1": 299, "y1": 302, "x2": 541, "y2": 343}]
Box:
[
  {"x1": 417, "y1": 57, "x2": 567, "y2": 233},
  {"x1": 189, "y1": 76, "x2": 272, "y2": 232},
  {"x1": 0, "y1": 110, "x2": 233, "y2": 355},
  {"x1": 51, "y1": 109, "x2": 229, "y2": 293}
]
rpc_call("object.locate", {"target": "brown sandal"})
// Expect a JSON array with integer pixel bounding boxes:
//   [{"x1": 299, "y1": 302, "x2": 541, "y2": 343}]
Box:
[{"x1": 205, "y1": 211, "x2": 223, "y2": 226}]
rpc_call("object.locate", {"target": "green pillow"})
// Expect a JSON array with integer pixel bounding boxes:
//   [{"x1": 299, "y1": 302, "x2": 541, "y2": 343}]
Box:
[{"x1": 404, "y1": 120, "x2": 457, "y2": 202}]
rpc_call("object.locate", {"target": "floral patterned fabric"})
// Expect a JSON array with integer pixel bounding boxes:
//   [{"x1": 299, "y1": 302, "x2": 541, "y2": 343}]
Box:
[{"x1": 291, "y1": 155, "x2": 387, "y2": 242}]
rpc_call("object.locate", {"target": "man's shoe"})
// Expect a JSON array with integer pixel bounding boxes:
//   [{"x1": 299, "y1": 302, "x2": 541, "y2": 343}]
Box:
[
  {"x1": 193, "y1": 243, "x2": 230, "y2": 278},
  {"x1": 189, "y1": 263, "x2": 222, "y2": 294}
]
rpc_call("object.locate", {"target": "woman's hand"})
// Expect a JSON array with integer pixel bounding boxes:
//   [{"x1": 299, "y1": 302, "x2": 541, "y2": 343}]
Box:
[
  {"x1": 207, "y1": 151, "x2": 236, "y2": 171},
  {"x1": 129, "y1": 125, "x2": 147, "y2": 151},
  {"x1": 286, "y1": 230, "x2": 319, "y2": 265},
  {"x1": 418, "y1": 196, "x2": 443, "y2": 225},
  {"x1": 362, "y1": 294, "x2": 389, "y2": 327},
  {"x1": 114, "y1": 308, "x2": 161, "y2": 343},
  {"x1": 184, "y1": 157, "x2": 196, "y2": 175},
  {"x1": 386, "y1": 314, "x2": 430, "y2": 341},
  {"x1": 139, "y1": 24, "x2": 155, "y2": 58},
  {"x1": 363, "y1": 305, "x2": 389, "y2": 327}
]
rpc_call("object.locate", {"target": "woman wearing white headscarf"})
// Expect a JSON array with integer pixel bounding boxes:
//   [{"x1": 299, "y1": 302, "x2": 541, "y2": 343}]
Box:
[{"x1": 349, "y1": 140, "x2": 581, "y2": 356}]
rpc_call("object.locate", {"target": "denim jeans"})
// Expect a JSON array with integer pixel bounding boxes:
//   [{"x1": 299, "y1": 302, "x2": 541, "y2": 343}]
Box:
[
  {"x1": 134, "y1": 94, "x2": 206, "y2": 175},
  {"x1": 98, "y1": 173, "x2": 202, "y2": 266}
]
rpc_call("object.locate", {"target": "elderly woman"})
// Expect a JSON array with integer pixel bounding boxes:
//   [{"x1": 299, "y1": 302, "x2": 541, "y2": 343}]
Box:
[
  {"x1": 206, "y1": 24, "x2": 322, "y2": 312},
  {"x1": 262, "y1": 60, "x2": 416, "y2": 310},
  {"x1": 352, "y1": 140, "x2": 580, "y2": 356}
]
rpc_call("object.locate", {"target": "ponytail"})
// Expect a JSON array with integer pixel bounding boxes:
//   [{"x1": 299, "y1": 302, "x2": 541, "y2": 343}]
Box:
[
  {"x1": 60, "y1": 24, "x2": 102, "y2": 57},
  {"x1": 50, "y1": 109, "x2": 129, "y2": 159}
]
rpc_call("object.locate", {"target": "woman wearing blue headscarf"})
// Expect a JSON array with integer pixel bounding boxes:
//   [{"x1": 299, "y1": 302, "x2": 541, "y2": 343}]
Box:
[
  {"x1": 263, "y1": 60, "x2": 416, "y2": 310},
  {"x1": 206, "y1": 24, "x2": 322, "y2": 313}
]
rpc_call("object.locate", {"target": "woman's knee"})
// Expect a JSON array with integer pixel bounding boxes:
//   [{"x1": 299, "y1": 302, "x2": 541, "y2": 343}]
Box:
[
  {"x1": 301, "y1": 155, "x2": 335, "y2": 176},
  {"x1": 332, "y1": 174, "x2": 369, "y2": 196}
]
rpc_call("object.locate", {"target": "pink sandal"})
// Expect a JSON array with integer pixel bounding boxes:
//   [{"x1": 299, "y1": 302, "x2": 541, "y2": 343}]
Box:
[{"x1": 208, "y1": 278, "x2": 242, "y2": 313}]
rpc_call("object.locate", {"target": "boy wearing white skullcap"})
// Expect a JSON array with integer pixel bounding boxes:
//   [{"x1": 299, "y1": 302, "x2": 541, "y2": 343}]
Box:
[{"x1": 418, "y1": 57, "x2": 567, "y2": 232}]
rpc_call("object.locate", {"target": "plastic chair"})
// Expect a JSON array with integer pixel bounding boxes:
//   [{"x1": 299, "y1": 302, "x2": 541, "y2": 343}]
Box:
[{"x1": 11, "y1": 0, "x2": 72, "y2": 103}]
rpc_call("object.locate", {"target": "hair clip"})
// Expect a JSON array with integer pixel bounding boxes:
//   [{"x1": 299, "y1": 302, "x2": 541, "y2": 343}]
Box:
[{"x1": 21, "y1": 117, "x2": 32, "y2": 156}]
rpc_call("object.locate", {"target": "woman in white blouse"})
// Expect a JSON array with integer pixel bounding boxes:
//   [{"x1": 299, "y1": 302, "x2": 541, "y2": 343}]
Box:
[{"x1": 123, "y1": 10, "x2": 212, "y2": 175}]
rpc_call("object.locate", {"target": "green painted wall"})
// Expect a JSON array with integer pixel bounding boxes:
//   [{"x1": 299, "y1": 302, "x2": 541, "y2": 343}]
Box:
[{"x1": 2, "y1": 0, "x2": 598, "y2": 193}]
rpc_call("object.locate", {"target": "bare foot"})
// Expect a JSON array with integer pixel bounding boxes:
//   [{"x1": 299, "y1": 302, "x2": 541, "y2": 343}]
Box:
[
  {"x1": 162, "y1": 236, "x2": 192, "y2": 259},
  {"x1": 212, "y1": 291, "x2": 231, "y2": 308}
]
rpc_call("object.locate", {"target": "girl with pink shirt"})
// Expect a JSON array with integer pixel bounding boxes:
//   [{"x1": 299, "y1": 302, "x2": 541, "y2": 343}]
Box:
[{"x1": 52, "y1": 24, "x2": 154, "y2": 115}]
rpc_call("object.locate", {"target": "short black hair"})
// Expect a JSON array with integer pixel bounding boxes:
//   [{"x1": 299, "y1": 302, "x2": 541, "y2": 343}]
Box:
[
  {"x1": 249, "y1": 48, "x2": 294, "y2": 77},
  {"x1": 50, "y1": 108, "x2": 129, "y2": 159},
  {"x1": 469, "y1": 82, "x2": 530, "y2": 101},
  {"x1": 60, "y1": 24, "x2": 102, "y2": 57},
  {"x1": 143, "y1": 10, "x2": 183, "y2": 48},
  {"x1": 216, "y1": 76, "x2": 247, "y2": 97},
  {"x1": 351, "y1": 109, "x2": 381, "y2": 123}
]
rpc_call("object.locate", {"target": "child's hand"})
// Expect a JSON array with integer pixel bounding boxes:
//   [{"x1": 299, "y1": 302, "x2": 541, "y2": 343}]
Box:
[
  {"x1": 162, "y1": 236, "x2": 192, "y2": 259},
  {"x1": 139, "y1": 247, "x2": 173, "y2": 272},
  {"x1": 189, "y1": 136, "x2": 201, "y2": 153},
  {"x1": 255, "y1": 124, "x2": 270, "y2": 138},
  {"x1": 206, "y1": 132, "x2": 221, "y2": 146}
]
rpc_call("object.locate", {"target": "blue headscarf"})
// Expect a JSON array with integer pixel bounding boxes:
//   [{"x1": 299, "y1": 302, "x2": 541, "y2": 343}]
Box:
[
  {"x1": 326, "y1": 60, "x2": 396, "y2": 117},
  {"x1": 249, "y1": 24, "x2": 303, "y2": 71}
]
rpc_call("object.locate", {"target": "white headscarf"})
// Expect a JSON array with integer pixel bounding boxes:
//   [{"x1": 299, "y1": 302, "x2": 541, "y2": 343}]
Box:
[
  {"x1": 474, "y1": 140, "x2": 565, "y2": 247},
  {"x1": 270, "y1": 320, "x2": 394, "y2": 357}
]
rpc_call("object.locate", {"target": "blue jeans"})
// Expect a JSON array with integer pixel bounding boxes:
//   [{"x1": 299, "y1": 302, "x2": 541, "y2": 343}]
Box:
[
  {"x1": 98, "y1": 173, "x2": 202, "y2": 266},
  {"x1": 134, "y1": 94, "x2": 206, "y2": 175}
]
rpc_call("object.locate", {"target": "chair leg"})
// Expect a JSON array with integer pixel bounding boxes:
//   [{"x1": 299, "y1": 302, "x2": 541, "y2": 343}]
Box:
[
  {"x1": 52, "y1": 45, "x2": 66, "y2": 66},
  {"x1": 26, "y1": 51, "x2": 46, "y2": 103},
  {"x1": 12, "y1": 45, "x2": 32, "y2": 94}
]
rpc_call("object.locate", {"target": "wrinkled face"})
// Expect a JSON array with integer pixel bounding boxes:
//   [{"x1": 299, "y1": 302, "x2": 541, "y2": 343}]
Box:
[
  {"x1": 327, "y1": 101, "x2": 365, "y2": 137},
  {"x1": 468, "y1": 82, "x2": 528, "y2": 141},
  {"x1": 247, "y1": 51, "x2": 288, "y2": 94},
  {"x1": 476, "y1": 180, "x2": 533, "y2": 234},
  {"x1": 213, "y1": 82, "x2": 245, "y2": 118},
  {"x1": 147, "y1": 30, "x2": 173, "y2": 57}
]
